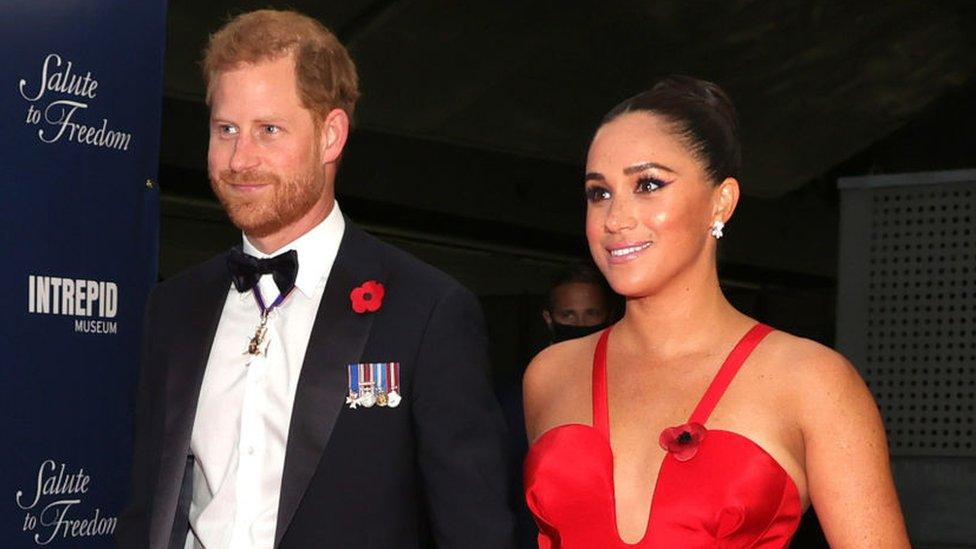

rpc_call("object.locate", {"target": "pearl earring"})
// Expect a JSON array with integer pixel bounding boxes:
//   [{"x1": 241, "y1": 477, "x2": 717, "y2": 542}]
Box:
[{"x1": 710, "y1": 220, "x2": 725, "y2": 239}]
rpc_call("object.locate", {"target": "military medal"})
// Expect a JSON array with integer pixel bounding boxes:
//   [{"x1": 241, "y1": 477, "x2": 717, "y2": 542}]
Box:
[
  {"x1": 375, "y1": 363, "x2": 388, "y2": 406},
  {"x1": 244, "y1": 285, "x2": 290, "y2": 357},
  {"x1": 384, "y1": 362, "x2": 401, "y2": 408},
  {"x1": 347, "y1": 362, "x2": 401, "y2": 409},
  {"x1": 247, "y1": 314, "x2": 269, "y2": 356},
  {"x1": 359, "y1": 364, "x2": 376, "y2": 408},
  {"x1": 345, "y1": 364, "x2": 361, "y2": 408}
]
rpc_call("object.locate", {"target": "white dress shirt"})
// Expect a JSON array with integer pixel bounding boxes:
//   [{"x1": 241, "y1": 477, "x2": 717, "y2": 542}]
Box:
[{"x1": 186, "y1": 204, "x2": 345, "y2": 549}]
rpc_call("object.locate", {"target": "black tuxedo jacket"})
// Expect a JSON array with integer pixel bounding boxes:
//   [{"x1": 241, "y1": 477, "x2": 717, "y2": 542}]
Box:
[{"x1": 117, "y1": 222, "x2": 515, "y2": 548}]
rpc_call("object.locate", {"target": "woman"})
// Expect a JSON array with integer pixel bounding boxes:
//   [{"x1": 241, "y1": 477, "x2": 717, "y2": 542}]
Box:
[{"x1": 522, "y1": 76, "x2": 909, "y2": 547}]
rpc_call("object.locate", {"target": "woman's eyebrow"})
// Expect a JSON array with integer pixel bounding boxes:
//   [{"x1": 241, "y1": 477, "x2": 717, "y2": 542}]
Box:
[{"x1": 623, "y1": 161, "x2": 676, "y2": 175}]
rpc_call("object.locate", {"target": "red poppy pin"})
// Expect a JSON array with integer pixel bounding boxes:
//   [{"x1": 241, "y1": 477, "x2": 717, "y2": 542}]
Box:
[
  {"x1": 350, "y1": 280, "x2": 385, "y2": 313},
  {"x1": 659, "y1": 422, "x2": 707, "y2": 462}
]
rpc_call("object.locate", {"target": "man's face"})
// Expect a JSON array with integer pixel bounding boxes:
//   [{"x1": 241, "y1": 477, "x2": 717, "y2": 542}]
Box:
[
  {"x1": 207, "y1": 54, "x2": 327, "y2": 237},
  {"x1": 544, "y1": 282, "x2": 610, "y2": 328}
]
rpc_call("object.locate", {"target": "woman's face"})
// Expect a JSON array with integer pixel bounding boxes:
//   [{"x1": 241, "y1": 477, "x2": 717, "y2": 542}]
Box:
[{"x1": 585, "y1": 112, "x2": 728, "y2": 298}]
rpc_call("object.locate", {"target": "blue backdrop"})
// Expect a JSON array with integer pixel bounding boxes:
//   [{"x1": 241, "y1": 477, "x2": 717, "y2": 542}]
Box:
[{"x1": 1, "y1": 1, "x2": 166, "y2": 546}]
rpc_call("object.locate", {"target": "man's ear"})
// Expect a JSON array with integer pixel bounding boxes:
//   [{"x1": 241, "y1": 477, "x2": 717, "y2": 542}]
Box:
[
  {"x1": 319, "y1": 108, "x2": 350, "y2": 164},
  {"x1": 542, "y1": 310, "x2": 553, "y2": 330},
  {"x1": 712, "y1": 176, "x2": 740, "y2": 223}
]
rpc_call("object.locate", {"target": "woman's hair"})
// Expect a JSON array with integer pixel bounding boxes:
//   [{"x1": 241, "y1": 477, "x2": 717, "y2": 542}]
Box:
[{"x1": 600, "y1": 75, "x2": 740, "y2": 184}]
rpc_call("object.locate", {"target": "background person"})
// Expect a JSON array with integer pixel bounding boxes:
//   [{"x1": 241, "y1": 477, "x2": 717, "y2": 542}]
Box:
[{"x1": 542, "y1": 262, "x2": 616, "y2": 344}]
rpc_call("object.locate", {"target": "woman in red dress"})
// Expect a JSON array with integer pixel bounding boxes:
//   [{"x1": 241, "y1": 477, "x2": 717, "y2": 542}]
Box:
[{"x1": 523, "y1": 76, "x2": 909, "y2": 548}]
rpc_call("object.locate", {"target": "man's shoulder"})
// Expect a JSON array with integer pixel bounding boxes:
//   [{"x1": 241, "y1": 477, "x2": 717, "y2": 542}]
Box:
[
  {"x1": 151, "y1": 250, "x2": 230, "y2": 300},
  {"x1": 351, "y1": 225, "x2": 469, "y2": 301}
]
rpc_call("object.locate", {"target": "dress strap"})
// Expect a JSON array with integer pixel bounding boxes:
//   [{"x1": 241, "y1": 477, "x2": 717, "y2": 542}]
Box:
[
  {"x1": 592, "y1": 327, "x2": 612, "y2": 438},
  {"x1": 688, "y1": 323, "x2": 774, "y2": 425}
]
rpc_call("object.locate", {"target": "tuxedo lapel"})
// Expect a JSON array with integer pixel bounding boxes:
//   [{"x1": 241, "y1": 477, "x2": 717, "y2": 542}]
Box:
[
  {"x1": 275, "y1": 224, "x2": 384, "y2": 547},
  {"x1": 150, "y1": 255, "x2": 230, "y2": 549}
]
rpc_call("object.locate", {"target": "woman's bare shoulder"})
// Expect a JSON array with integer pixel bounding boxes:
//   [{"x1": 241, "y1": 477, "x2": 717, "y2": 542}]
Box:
[
  {"x1": 761, "y1": 330, "x2": 860, "y2": 380},
  {"x1": 525, "y1": 333, "x2": 600, "y2": 384},
  {"x1": 758, "y1": 329, "x2": 874, "y2": 418},
  {"x1": 523, "y1": 332, "x2": 601, "y2": 439}
]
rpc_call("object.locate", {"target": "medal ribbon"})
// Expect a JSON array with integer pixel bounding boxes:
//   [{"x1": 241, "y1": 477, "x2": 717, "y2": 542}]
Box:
[
  {"x1": 348, "y1": 364, "x2": 359, "y2": 395},
  {"x1": 253, "y1": 285, "x2": 292, "y2": 316},
  {"x1": 388, "y1": 362, "x2": 400, "y2": 393}
]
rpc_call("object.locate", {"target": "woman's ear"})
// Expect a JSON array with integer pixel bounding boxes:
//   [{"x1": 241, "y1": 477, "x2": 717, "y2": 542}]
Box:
[{"x1": 712, "y1": 176, "x2": 740, "y2": 223}]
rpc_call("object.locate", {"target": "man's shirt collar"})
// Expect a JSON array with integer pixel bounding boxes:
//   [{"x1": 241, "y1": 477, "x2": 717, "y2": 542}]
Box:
[{"x1": 241, "y1": 201, "x2": 345, "y2": 297}]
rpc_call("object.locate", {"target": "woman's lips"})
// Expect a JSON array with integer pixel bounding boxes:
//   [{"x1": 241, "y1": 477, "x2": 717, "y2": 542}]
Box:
[{"x1": 606, "y1": 241, "x2": 652, "y2": 264}]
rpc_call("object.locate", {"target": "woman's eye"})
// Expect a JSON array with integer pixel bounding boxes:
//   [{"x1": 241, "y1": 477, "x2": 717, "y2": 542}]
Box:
[
  {"x1": 586, "y1": 186, "x2": 611, "y2": 202},
  {"x1": 636, "y1": 177, "x2": 666, "y2": 193}
]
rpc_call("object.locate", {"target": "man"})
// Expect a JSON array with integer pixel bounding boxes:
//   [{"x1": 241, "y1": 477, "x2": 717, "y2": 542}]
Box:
[
  {"x1": 541, "y1": 263, "x2": 614, "y2": 343},
  {"x1": 117, "y1": 10, "x2": 514, "y2": 549}
]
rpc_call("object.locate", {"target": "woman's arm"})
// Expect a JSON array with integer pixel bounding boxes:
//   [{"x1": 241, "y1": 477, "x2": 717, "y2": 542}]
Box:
[{"x1": 797, "y1": 347, "x2": 910, "y2": 547}]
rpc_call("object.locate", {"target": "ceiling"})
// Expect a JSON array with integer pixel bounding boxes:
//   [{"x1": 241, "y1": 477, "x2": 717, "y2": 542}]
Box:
[
  {"x1": 163, "y1": 0, "x2": 975, "y2": 198},
  {"x1": 157, "y1": 1, "x2": 976, "y2": 282}
]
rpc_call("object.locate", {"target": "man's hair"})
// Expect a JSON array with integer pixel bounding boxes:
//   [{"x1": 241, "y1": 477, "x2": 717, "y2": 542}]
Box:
[
  {"x1": 202, "y1": 9, "x2": 360, "y2": 122},
  {"x1": 545, "y1": 262, "x2": 612, "y2": 312}
]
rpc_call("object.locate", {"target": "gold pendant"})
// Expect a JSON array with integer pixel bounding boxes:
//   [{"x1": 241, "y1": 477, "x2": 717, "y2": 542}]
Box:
[{"x1": 246, "y1": 314, "x2": 269, "y2": 356}]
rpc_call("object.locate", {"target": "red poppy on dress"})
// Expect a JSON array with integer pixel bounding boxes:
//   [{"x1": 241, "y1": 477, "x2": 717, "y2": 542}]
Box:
[
  {"x1": 350, "y1": 280, "x2": 385, "y2": 313},
  {"x1": 659, "y1": 421, "x2": 707, "y2": 462}
]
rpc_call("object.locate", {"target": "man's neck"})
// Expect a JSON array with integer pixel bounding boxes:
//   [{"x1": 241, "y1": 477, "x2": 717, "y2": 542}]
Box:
[{"x1": 247, "y1": 198, "x2": 335, "y2": 255}]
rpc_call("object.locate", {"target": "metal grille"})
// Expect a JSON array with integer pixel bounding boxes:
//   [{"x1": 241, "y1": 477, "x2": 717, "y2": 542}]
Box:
[{"x1": 856, "y1": 182, "x2": 975, "y2": 456}]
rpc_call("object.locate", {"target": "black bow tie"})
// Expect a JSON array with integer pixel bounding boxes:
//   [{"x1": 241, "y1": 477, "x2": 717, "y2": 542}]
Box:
[{"x1": 227, "y1": 247, "x2": 299, "y2": 296}]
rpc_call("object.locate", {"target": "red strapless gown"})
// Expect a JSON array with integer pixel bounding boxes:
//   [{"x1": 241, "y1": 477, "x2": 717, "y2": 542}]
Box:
[{"x1": 524, "y1": 324, "x2": 801, "y2": 548}]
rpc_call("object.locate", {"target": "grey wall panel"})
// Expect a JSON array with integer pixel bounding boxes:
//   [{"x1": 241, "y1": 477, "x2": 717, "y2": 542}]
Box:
[{"x1": 837, "y1": 170, "x2": 976, "y2": 545}]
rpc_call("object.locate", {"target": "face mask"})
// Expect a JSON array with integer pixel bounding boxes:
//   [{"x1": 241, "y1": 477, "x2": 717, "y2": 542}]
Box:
[{"x1": 550, "y1": 320, "x2": 610, "y2": 344}]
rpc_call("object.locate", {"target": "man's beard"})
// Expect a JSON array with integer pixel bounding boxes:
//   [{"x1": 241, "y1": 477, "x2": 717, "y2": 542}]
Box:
[{"x1": 210, "y1": 164, "x2": 325, "y2": 238}]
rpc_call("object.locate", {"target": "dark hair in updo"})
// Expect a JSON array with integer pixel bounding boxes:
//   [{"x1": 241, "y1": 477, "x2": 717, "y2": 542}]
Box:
[{"x1": 599, "y1": 75, "x2": 740, "y2": 184}]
